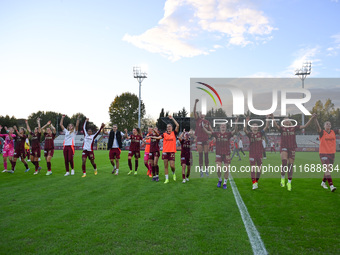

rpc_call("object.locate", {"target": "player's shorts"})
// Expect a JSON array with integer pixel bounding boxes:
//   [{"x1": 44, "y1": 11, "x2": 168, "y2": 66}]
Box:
[
  {"x1": 128, "y1": 150, "x2": 140, "y2": 159},
  {"x1": 82, "y1": 150, "x2": 95, "y2": 160},
  {"x1": 63, "y1": 146, "x2": 74, "y2": 159},
  {"x1": 14, "y1": 150, "x2": 26, "y2": 159},
  {"x1": 215, "y1": 154, "x2": 231, "y2": 164},
  {"x1": 181, "y1": 155, "x2": 191, "y2": 166},
  {"x1": 320, "y1": 153, "x2": 335, "y2": 165},
  {"x1": 3, "y1": 148, "x2": 14, "y2": 157},
  {"x1": 44, "y1": 149, "x2": 54, "y2": 157},
  {"x1": 280, "y1": 148, "x2": 296, "y2": 160},
  {"x1": 144, "y1": 152, "x2": 149, "y2": 161},
  {"x1": 109, "y1": 148, "x2": 121, "y2": 160},
  {"x1": 149, "y1": 151, "x2": 160, "y2": 160},
  {"x1": 162, "y1": 152, "x2": 176, "y2": 161},
  {"x1": 31, "y1": 148, "x2": 41, "y2": 158},
  {"x1": 249, "y1": 157, "x2": 262, "y2": 166},
  {"x1": 196, "y1": 140, "x2": 208, "y2": 146}
]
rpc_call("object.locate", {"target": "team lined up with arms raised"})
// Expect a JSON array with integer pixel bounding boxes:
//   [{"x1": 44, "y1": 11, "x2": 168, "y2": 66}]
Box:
[{"x1": 1, "y1": 100, "x2": 339, "y2": 192}]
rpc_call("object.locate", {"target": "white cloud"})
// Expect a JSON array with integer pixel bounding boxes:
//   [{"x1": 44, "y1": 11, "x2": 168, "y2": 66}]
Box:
[
  {"x1": 123, "y1": 0, "x2": 275, "y2": 61},
  {"x1": 326, "y1": 33, "x2": 340, "y2": 56}
]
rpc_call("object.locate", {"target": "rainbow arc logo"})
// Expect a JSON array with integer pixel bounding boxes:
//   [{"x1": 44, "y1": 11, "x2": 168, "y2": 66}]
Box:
[{"x1": 196, "y1": 82, "x2": 222, "y2": 106}]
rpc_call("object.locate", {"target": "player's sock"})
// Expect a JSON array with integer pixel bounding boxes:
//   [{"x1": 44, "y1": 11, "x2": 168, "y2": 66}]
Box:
[
  {"x1": 152, "y1": 166, "x2": 156, "y2": 176},
  {"x1": 116, "y1": 169, "x2": 119, "y2": 174},
  {"x1": 82, "y1": 164, "x2": 86, "y2": 173},
  {"x1": 135, "y1": 160, "x2": 138, "y2": 171},
  {"x1": 47, "y1": 162, "x2": 51, "y2": 171},
  {"x1": 70, "y1": 159, "x2": 74, "y2": 170},
  {"x1": 148, "y1": 163, "x2": 152, "y2": 173},
  {"x1": 327, "y1": 177, "x2": 333, "y2": 186},
  {"x1": 4, "y1": 161, "x2": 7, "y2": 169},
  {"x1": 24, "y1": 162, "x2": 29, "y2": 169},
  {"x1": 251, "y1": 170, "x2": 256, "y2": 183},
  {"x1": 34, "y1": 161, "x2": 39, "y2": 171},
  {"x1": 156, "y1": 165, "x2": 159, "y2": 175},
  {"x1": 281, "y1": 159, "x2": 287, "y2": 176},
  {"x1": 224, "y1": 179, "x2": 228, "y2": 184},
  {"x1": 91, "y1": 162, "x2": 97, "y2": 169},
  {"x1": 288, "y1": 163, "x2": 293, "y2": 180},
  {"x1": 144, "y1": 162, "x2": 148, "y2": 169},
  {"x1": 198, "y1": 152, "x2": 203, "y2": 169},
  {"x1": 186, "y1": 168, "x2": 190, "y2": 178},
  {"x1": 204, "y1": 152, "x2": 209, "y2": 166},
  {"x1": 165, "y1": 174, "x2": 169, "y2": 180},
  {"x1": 219, "y1": 177, "x2": 222, "y2": 182},
  {"x1": 128, "y1": 159, "x2": 132, "y2": 170},
  {"x1": 11, "y1": 161, "x2": 16, "y2": 170},
  {"x1": 182, "y1": 174, "x2": 185, "y2": 179},
  {"x1": 288, "y1": 179, "x2": 292, "y2": 183},
  {"x1": 322, "y1": 176, "x2": 327, "y2": 182}
]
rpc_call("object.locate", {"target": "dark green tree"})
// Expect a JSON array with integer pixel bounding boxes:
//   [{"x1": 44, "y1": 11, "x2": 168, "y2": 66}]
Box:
[{"x1": 108, "y1": 92, "x2": 145, "y2": 131}]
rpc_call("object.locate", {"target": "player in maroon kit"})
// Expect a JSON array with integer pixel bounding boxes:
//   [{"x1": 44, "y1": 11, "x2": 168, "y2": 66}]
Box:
[
  {"x1": 271, "y1": 114, "x2": 316, "y2": 191},
  {"x1": 244, "y1": 116, "x2": 270, "y2": 190},
  {"x1": 148, "y1": 127, "x2": 161, "y2": 182},
  {"x1": 203, "y1": 117, "x2": 239, "y2": 189},
  {"x1": 178, "y1": 129, "x2": 192, "y2": 183},
  {"x1": 125, "y1": 128, "x2": 143, "y2": 175},
  {"x1": 25, "y1": 118, "x2": 42, "y2": 175},
  {"x1": 193, "y1": 99, "x2": 213, "y2": 177},
  {"x1": 10, "y1": 126, "x2": 30, "y2": 173},
  {"x1": 42, "y1": 121, "x2": 56, "y2": 175}
]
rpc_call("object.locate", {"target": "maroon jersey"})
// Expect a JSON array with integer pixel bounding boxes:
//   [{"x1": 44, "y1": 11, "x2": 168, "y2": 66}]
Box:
[
  {"x1": 280, "y1": 125, "x2": 300, "y2": 149},
  {"x1": 129, "y1": 134, "x2": 142, "y2": 152},
  {"x1": 247, "y1": 131, "x2": 264, "y2": 158},
  {"x1": 212, "y1": 131, "x2": 232, "y2": 155},
  {"x1": 195, "y1": 118, "x2": 211, "y2": 141},
  {"x1": 44, "y1": 133, "x2": 56, "y2": 150},
  {"x1": 30, "y1": 132, "x2": 41, "y2": 150},
  {"x1": 180, "y1": 140, "x2": 191, "y2": 158},
  {"x1": 15, "y1": 134, "x2": 26, "y2": 151},
  {"x1": 150, "y1": 134, "x2": 160, "y2": 153}
]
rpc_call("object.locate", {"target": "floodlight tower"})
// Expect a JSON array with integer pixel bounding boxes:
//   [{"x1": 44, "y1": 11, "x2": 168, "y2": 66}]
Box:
[
  {"x1": 133, "y1": 66, "x2": 147, "y2": 128},
  {"x1": 295, "y1": 61, "x2": 312, "y2": 134}
]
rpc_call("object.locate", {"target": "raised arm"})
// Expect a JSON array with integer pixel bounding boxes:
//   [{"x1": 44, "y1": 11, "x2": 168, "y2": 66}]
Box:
[
  {"x1": 50, "y1": 123, "x2": 56, "y2": 134},
  {"x1": 178, "y1": 129, "x2": 185, "y2": 142},
  {"x1": 83, "y1": 118, "x2": 88, "y2": 136},
  {"x1": 243, "y1": 116, "x2": 250, "y2": 134},
  {"x1": 41, "y1": 121, "x2": 51, "y2": 133},
  {"x1": 13, "y1": 126, "x2": 23, "y2": 137},
  {"x1": 169, "y1": 116, "x2": 179, "y2": 133},
  {"x1": 193, "y1": 99, "x2": 199, "y2": 119},
  {"x1": 300, "y1": 113, "x2": 316, "y2": 129},
  {"x1": 25, "y1": 120, "x2": 31, "y2": 133},
  {"x1": 231, "y1": 116, "x2": 239, "y2": 135},
  {"x1": 75, "y1": 115, "x2": 80, "y2": 132},
  {"x1": 37, "y1": 118, "x2": 41, "y2": 133},
  {"x1": 263, "y1": 115, "x2": 270, "y2": 132},
  {"x1": 314, "y1": 117, "x2": 322, "y2": 133},
  {"x1": 124, "y1": 129, "x2": 130, "y2": 139},
  {"x1": 270, "y1": 114, "x2": 281, "y2": 131},
  {"x1": 93, "y1": 123, "x2": 105, "y2": 139},
  {"x1": 60, "y1": 115, "x2": 66, "y2": 131}
]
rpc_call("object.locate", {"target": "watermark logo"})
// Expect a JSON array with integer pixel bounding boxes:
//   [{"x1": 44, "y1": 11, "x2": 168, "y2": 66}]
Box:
[{"x1": 196, "y1": 82, "x2": 311, "y2": 116}]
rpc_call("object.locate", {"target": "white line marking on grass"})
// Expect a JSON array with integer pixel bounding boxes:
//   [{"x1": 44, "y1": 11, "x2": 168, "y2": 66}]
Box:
[{"x1": 229, "y1": 175, "x2": 268, "y2": 255}]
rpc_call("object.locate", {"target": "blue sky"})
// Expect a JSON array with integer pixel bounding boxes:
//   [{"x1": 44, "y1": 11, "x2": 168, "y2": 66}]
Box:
[{"x1": 0, "y1": 0, "x2": 339, "y2": 126}]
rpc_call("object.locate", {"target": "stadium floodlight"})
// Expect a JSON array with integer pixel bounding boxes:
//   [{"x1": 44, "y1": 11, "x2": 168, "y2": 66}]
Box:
[
  {"x1": 295, "y1": 61, "x2": 312, "y2": 135},
  {"x1": 133, "y1": 66, "x2": 147, "y2": 128}
]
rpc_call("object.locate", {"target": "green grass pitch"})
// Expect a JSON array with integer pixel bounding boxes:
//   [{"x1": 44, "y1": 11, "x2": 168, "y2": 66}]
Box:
[{"x1": 0, "y1": 150, "x2": 339, "y2": 254}]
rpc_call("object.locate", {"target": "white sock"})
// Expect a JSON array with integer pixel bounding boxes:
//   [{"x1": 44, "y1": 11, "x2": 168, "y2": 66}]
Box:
[
  {"x1": 288, "y1": 179, "x2": 292, "y2": 183},
  {"x1": 165, "y1": 174, "x2": 169, "y2": 180},
  {"x1": 156, "y1": 175, "x2": 159, "y2": 177},
  {"x1": 116, "y1": 169, "x2": 119, "y2": 173},
  {"x1": 330, "y1": 185, "x2": 334, "y2": 189},
  {"x1": 281, "y1": 175, "x2": 285, "y2": 179},
  {"x1": 224, "y1": 179, "x2": 228, "y2": 184},
  {"x1": 219, "y1": 177, "x2": 222, "y2": 182}
]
